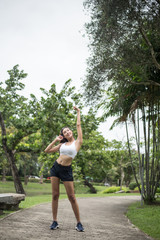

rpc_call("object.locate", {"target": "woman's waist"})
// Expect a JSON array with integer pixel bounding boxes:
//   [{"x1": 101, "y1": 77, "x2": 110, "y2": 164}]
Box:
[{"x1": 56, "y1": 155, "x2": 72, "y2": 166}]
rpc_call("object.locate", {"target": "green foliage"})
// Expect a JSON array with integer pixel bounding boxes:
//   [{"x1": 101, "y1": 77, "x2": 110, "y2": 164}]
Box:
[
  {"x1": 83, "y1": 0, "x2": 160, "y2": 101},
  {"x1": 0, "y1": 176, "x2": 25, "y2": 181},
  {"x1": 129, "y1": 182, "x2": 138, "y2": 190},
  {"x1": 156, "y1": 188, "x2": 160, "y2": 194},
  {"x1": 102, "y1": 186, "x2": 127, "y2": 194},
  {"x1": 1, "y1": 176, "x2": 13, "y2": 181},
  {"x1": 76, "y1": 129, "x2": 112, "y2": 182},
  {"x1": 134, "y1": 186, "x2": 141, "y2": 191},
  {"x1": 83, "y1": 0, "x2": 160, "y2": 204},
  {"x1": 43, "y1": 179, "x2": 51, "y2": 183}
]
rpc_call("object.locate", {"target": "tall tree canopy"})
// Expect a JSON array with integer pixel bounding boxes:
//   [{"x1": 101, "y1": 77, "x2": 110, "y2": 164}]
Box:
[
  {"x1": 83, "y1": 0, "x2": 160, "y2": 101},
  {"x1": 83, "y1": 0, "x2": 160, "y2": 203}
]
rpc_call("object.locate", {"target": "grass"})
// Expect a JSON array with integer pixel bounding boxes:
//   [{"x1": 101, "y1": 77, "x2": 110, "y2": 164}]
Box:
[
  {"x1": 0, "y1": 181, "x2": 139, "y2": 218},
  {"x1": 126, "y1": 200, "x2": 160, "y2": 240},
  {"x1": 0, "y1": 181, "x2": 91, "y2": 196}
]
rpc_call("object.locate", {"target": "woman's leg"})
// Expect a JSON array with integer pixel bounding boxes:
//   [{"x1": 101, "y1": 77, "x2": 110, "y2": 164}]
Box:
[
  {"x1": 63, "y1": 181, "x2": 80, "y2": 223},
  {"x1": 51, "y1": 176, "x2": 60, "y2": 221}
]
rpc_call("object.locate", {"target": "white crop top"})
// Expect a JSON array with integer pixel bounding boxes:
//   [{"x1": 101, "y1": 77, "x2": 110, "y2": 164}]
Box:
[{"x1": 60, "y1": 141, "x2": 77, "y2": 159}]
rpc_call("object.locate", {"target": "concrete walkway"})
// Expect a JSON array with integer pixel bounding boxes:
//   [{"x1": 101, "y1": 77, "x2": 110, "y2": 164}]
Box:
[{"x1": 0, "y1": 196, "x2": 153, "y2": 240}]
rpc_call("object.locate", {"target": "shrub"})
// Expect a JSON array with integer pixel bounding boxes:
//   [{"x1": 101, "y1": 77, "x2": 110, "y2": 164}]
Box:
[
  {"x1": 6, "y1": 176, "x2": 14, "y2": 181},
  {"x1": 134, "y1": 186, "x2": 160, "y2": 193},
  {"x1": 156, "y1": 188, "x2": 160, "y2": 193},
  {"x1": 129, "y1": 182, "x2": 137, "y2": 190},
  {"x1": 0, "y1": 176, "x2": 25, "y2": 181},
  {"x1": 102, "y1": 186, "x2": 127, "y2": 194},
  {"x1": 43, "y1": 179, "x2": 51, "y2": 183}
]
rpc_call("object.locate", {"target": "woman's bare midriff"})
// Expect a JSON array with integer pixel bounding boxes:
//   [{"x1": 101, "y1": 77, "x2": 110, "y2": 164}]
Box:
[{"x1": 56, "y1": 155, "x2": 73, "y2": 166}]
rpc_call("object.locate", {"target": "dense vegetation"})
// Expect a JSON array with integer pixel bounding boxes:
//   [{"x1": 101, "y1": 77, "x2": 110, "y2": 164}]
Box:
[
  {"x1": 0, "y1": 65, "x2": 138, "y2": 194},
  {"x1": 83, "y1": 0, "x2": 160, "y2": 203}
]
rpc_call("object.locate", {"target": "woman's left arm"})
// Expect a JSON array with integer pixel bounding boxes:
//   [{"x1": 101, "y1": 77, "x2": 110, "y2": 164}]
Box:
[{"x1": 73, "y1": 106, "x2": 83, "y2": 151}]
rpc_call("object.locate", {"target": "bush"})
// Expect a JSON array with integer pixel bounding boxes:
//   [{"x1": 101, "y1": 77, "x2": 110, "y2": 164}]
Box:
[
  {"x1": 6, "y1": 176, "x2": 13, "y2": 181},
  {"x1": 134, "y1": 186, "x2": 160, "y2": 193},
  {"x1": 133, "y1": 187, "x2": 140, "y2": 191},
  {"x1": 102, "y1": 186, "x2": 127, "y2": 194},
  {"x1": 129, "y1": 182, "x2": 137, "y2": 190},
  {"x1": 156, "y1": 188, "x2": 160, "y2": 193},
  {"x1": 43, "y1": 179, "x2": 51, "y2": 183},
  {"x1": 0, "y1": 176, "x2": 25, "y2": 181}
]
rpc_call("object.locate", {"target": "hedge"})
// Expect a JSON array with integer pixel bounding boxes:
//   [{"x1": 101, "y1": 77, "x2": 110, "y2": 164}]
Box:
[{"x1": 102, "y1": 186, "x2": 127, "y2": 194}]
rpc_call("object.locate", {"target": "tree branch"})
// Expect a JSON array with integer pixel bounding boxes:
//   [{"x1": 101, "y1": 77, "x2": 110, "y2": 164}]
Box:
[
  {"x1": 155, "y1": 0, "x2": 160, "y2": 4},
  {"x1": 0, "y1": 112, "x2": 7, "y2": 136},
  {"x1": 126, "y1": 79, "x2": 160, "y2": 87},
  {"x1": 139, "y1": 26, "x2": 160, "y2": 70},
  {"x1": 15, "y1": 147, "x2": 41, "y2": 153},
  {"x1": 12, "y1": 127, "x2": 40, "y2": 149},
  {"x1": 0, "y1": 112, "x2": 8, "y2": 151}
]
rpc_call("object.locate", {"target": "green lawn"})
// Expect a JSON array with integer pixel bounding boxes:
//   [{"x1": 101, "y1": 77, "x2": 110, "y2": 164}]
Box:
[
  {"x1": 127, "y1": 200, "x2": 160, "y2": 240},
  {"x1": 0, "y1": 181, "x2": 107, "y2": 196},
  {"x1": 0, "y1": 180, "x2": 139, "y2": 217}
]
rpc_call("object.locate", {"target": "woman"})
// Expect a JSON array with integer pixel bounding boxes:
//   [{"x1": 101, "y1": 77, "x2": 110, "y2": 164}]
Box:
[{"x1": 44, "y1": 106, "x2": 84, "y2": 232}]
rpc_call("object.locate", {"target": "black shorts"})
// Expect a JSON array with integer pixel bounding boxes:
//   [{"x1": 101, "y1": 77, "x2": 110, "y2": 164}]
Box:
[{"x1": 50, "y1": 161, "x2": 73, "y2": 181}]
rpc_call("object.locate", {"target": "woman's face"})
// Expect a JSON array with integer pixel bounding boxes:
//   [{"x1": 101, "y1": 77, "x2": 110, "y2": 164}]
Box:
[{"x1": 62, "y1": 127, "x2": 73, "y2": 139}]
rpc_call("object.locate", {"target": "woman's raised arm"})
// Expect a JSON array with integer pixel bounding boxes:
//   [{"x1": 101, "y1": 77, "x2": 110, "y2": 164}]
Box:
[{"x1": 44, "y1": 135, "x2": 63, "y2": 153}]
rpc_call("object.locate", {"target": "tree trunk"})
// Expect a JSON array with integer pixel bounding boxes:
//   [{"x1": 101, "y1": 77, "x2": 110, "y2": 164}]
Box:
[
  {"x1": 125, "y1": 121, "x2": 141, "y2": 192},
  {"x1": 120, "y1": 157, "x2": 124, "y2": 190},
  {"x1": 39, "y1": 163, "x2": 43, "y2": 184},
  {"x1": 23, "y1": 161, "x2": 28, "y2": 185},
  {"x1": 142, "y1": 105, "x2": 150, "y2": 202},
  {"x1": 40, "y1": 174, "x2": 43, "y2": 184},
  {"x1": 2, "y1": 166, "x2": 6, "y2": 182},
  {"x1": 0, "y1": 112, "x2": 25, "y2": 194},
  {"x1": 8, "y1": 150, "x2": 25, "y2": 194},
  {"x1": 151, "y1": 102, "x2": 156, "y2": 197},
  {"x1": 83, "y1": 178, "x2": 97, "y2": 193},
  {"x1": 153, "y1": 101, "x2": 160, "y2": 196}
]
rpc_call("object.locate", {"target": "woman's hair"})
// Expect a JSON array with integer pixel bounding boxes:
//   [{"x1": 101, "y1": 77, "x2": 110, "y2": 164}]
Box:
[{"x1": 60, "y1": 127, "x2": 69, "y2": 143}]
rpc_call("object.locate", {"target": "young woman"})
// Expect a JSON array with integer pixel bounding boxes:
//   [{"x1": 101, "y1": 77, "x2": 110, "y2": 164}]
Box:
[{"x1": 44, "y1": 106, "x2": 84, "y2": 232}]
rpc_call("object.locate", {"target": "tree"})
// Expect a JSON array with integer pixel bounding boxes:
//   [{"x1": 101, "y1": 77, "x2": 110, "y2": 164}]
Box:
[
  {"x1": 83, "y1": 0, "x2": 160, "y2": 101},
  {"x1": 0, "y1": 145, "x2": 10, "y2": 182},
  {"x1": 83, "y1": 0, "x2": 160, "y2": 203},
  {"x1": 0, "y1": 65, "x2": 40, "y2": 193},
  {"x1": 109, "y1": 140, "x2": 138, "y2": 188},
  {"x1": 76, "y1": 127, "x2": 112, "y2": 192}
]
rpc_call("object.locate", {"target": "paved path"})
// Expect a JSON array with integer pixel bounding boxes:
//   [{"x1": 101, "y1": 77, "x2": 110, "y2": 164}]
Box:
[{"x1": 0, "y1": 196, "x2": 153, "y2": 240}]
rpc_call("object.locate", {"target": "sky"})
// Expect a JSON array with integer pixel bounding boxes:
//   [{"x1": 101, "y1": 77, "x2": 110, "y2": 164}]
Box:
[{"x1": 0, "y1": 0, "x2": 134, "y2": 142}]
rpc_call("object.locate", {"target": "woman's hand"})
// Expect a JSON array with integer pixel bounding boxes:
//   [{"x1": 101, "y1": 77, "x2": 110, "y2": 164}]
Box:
[
  {"x1": 56, "y1": 135, "x2": 63, "y2": 142},
  {"x1": 73, "y1": 106, "x2": 80, "y2": 112}
]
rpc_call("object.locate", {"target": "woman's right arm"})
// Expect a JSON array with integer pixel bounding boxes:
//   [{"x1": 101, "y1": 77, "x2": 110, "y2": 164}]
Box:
[{"x1": 44, "y1": 136, "x2": 63, "y2": 153}]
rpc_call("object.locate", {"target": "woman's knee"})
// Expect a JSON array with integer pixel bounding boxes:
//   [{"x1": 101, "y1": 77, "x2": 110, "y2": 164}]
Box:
[
  {"x1": 52, "y1": 192, "x2": 59, "y2": 201},
  {"x1": 68, "y1": 194, "x2": 76, "y2": 203}
]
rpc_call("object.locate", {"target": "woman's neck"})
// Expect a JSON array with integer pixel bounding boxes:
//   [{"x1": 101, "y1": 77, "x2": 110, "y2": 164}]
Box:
[{"x1": 67, "y1": 137, "x2": 75, "y2": 142}]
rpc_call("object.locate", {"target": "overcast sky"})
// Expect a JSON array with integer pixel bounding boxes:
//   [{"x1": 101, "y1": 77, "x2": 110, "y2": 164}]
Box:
[{"x1": 0, "y1": 0, "x2": 134, "y2": 142}]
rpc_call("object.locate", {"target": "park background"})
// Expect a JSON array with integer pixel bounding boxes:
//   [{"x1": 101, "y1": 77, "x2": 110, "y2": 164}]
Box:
[{"x1": 0, "y1": 1, "x2": 160, "y2": 239}]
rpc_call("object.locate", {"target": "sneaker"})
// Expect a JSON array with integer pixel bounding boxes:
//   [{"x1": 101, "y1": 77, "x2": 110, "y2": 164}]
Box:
[
  {"x1": 50, "y1": 221, "x2": 59, "y2": 230},
  {"x1": 75, "y1": 222, "x2": 84, "y2": 232}
]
